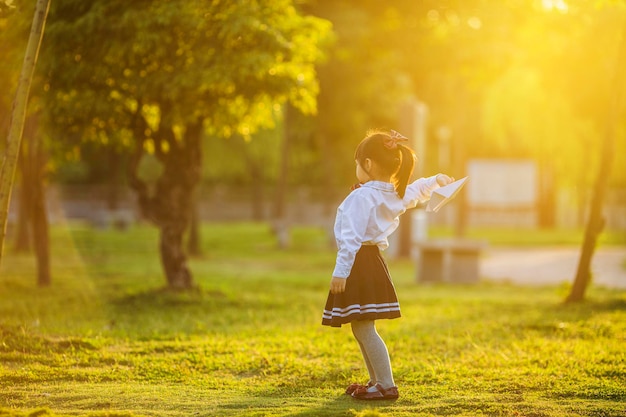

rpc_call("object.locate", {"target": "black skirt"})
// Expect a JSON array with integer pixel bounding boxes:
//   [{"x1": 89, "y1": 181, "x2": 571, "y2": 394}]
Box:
[{"x1": 322, "y1": 245, "x2": 401, "y2": 328}]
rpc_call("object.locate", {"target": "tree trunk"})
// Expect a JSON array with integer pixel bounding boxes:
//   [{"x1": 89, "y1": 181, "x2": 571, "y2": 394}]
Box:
[
  {"x1": 396, "y1": 100, "x2": 419, "y2": 258},
  {"x1": 32, "y1": 116, "x2": 51, "y2": 286},
  {"x1": 566, "y1": 23, "x2": 626, "y2": 303},
  {"x1": 537, "y1": 161, "x2": 556, "y2": 229},
  {"x1": 0, "y1": 0, "x2": 50, "y2": 265},
  {"x1": 187, "y1": 186, "x2": 201, "y2": 256},
  {"x1": 160, "y1": 223, "x2": 192, "y2": 289},
  {"x1": 272, "y1": 105, "x2": 292, "y2": 249},
  {"x1": 32, "y1": 161, "x2": 50, "y2": 287},
  {"x1": 128, "y1": 109, "x2": 202, "y2": 290},
  {"x1": 106, "y1": 147, "x2": 121, "y2": 211},
  {"x1": 156, "y1": 121, "x2": 201, "y2": 288},
  {"x1": 234, "y1": 135, "x2": 266, "y2": 221},
  {"x1": 453, "y1": 91, "x2": 475, "y2": 239},
  {"x1": 318, "y1": 131, "x2": 338, "y2": 247},
  {"x1": 150, "y1": 156, "x2": 196, "y2": 289},
  {"x1": 14, "y1": 135, "x2": 32, "y2": 253},
  {"x1": 13, "y1": 112, "x2": 51, "y2": 284},
  {"x1": 14, "y1": 113, "x2": 42, "y2": 254},
  {"x1": 249, "y1": 162, "x2": 265, "y2": 221}
]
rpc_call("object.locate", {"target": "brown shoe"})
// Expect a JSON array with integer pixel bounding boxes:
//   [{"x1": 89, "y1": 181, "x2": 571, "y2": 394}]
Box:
[
  {"x1": 345, "y1": 381, "x2": 374, "y2": 395},
  {"x1": 352, "y1": 383, "x2": 399, "y2": 400}
]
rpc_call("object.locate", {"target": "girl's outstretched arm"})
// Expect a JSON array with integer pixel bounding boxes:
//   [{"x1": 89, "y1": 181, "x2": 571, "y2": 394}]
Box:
[{"x1": 402, "y1": 173, "x2": 455, "y2": 208}]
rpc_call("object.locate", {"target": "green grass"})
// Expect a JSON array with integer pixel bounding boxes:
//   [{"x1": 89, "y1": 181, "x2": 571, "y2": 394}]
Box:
[{"x1": 1, "y1": 222, "x2": 625, "y2": 417}]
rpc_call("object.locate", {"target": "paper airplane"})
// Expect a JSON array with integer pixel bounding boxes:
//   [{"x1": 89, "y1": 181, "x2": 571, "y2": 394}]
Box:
[{"x1": 426, "y1": 176, "x2": 469, "y2": 213}]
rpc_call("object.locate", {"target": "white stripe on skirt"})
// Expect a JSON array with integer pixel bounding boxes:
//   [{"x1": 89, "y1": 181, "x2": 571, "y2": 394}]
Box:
[{"x1": 322, "y1": 302, "x2": 400, "y2": 320}]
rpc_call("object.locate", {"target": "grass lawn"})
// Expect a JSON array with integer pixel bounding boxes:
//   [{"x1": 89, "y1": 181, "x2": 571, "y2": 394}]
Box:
[{"x1": 0, "y1": 222, "x2": 625, "y2": 417}]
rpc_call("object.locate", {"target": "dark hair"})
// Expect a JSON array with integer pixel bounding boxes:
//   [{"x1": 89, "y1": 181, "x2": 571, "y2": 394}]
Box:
[{"x1": 354, "y1": 130, "x2": 416, "y2": 198}]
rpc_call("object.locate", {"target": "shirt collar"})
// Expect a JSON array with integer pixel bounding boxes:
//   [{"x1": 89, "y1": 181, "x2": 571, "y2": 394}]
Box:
[{"x1": 362, "y1": 181, "x2": 395, "y2": 192}]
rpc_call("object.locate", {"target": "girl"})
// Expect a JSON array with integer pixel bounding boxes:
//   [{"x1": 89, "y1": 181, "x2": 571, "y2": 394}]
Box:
[{"x1": 322, "y1": 129, "x2": 454, "y2": 400}]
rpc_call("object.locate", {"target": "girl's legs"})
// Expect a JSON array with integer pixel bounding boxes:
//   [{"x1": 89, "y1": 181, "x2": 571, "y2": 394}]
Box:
[
  {"x1": 351, "y1": 320, "x2": 395, "y2": 389},
  {"x1": 354, "y1": 338, "x2": 376, "y2": 385}
]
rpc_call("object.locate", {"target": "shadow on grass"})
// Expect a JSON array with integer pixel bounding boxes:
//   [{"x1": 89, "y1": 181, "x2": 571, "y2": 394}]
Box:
[
  {"x1": 556, "y1": 296, "x2": 626, "y2": 319},
  {"x1": 563, "y1": 297, "x2": 626, "y2": 312},
  {"x1": 103, "y1": 284, "x2": 304, "y2": 338},
  {"x1": 396, "y1": 283, "x2": 626, "y2": 349},
  {"x1": 214, "y1": 387, "x2": 399, "y2": 417},
  {"x1": 102, "y1": 287, "x2": 237, "y2": 336},
  {"x1": 0, "y1": 324, "x2": 98, "y2": 355},
  {"x1": 111, "y1": 286, "x2": 228, "y2": 308},
  {"x1": 282, "y1": 396, "x2": 396, "y2": 417}
]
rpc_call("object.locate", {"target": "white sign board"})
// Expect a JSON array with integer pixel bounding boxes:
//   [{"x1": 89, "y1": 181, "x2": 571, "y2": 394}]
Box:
[{"x1": 467, "y1": 159, "x2": 537, "y2": 207}]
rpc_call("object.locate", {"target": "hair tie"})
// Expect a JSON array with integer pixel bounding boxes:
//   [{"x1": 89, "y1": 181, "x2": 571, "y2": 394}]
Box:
[{"x1": 383, "y1": 130, "x2": 409, "y2": 149}]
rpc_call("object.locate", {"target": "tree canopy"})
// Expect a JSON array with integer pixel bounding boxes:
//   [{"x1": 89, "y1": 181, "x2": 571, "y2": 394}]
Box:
[
  {"x1": 2, "y1": 0, "x2": 625, "y2": 289},
  {"x1": 5, "y1": 0, "x2": 623, "y2": 192},
  {"x1": 32, "y1": 0, "x2": 332, "y2": 288}
]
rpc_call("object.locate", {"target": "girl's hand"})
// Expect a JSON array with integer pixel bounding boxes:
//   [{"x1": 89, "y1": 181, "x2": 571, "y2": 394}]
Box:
[
  {"x1": 436, "y1": 173, "x2": 455, "y2": 186},
  {"x1": 330, "y1": 277, "x2": 347, "y2": 294}
]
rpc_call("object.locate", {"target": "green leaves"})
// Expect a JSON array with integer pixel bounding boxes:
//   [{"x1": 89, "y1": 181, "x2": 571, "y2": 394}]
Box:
[{"x1": 41, "y1": 0, "x2": 331, "y2": 142}]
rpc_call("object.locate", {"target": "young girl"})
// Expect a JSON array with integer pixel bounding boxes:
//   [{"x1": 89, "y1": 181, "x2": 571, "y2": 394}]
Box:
[{"x1": 322, "y1": 129, "x2": 454, "y2": 400}]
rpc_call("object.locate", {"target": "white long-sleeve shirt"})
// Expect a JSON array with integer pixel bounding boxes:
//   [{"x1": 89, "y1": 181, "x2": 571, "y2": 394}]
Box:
[{"x1": 332, "y1": 176, "x2": 440, "y2": 279}]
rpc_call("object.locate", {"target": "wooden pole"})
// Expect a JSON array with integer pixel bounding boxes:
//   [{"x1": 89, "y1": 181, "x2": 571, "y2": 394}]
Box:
[{"x1": 0, "y1": 0, "x2": 51, "y2": 265}]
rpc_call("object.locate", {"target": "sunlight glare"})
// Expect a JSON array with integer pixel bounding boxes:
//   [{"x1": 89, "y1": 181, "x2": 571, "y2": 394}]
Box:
[
  {"x1": 468, "y1": 17, "x2": 482, "y2": 30},
  {"x1": 542, "y1": 0, "x2": 569, "y2": 13},
  {"x1": 427, "y1": 9, "x2": 439, "y2": 23}
]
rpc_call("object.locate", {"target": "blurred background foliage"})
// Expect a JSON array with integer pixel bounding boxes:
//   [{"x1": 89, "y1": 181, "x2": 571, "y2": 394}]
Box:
[{"x1": 1, "y1": 0, "x2": 624, "y2": 192}]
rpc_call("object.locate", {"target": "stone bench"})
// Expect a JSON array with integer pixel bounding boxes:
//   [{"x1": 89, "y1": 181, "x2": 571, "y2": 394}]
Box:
[{"x1": 415, "y1": 239, "x2": 486, "y2": 284}]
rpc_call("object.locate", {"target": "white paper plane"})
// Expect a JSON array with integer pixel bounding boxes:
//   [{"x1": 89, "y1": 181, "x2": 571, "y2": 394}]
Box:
[{"x1": 426, "y1": 176, "x2": 469, "y2": 213}]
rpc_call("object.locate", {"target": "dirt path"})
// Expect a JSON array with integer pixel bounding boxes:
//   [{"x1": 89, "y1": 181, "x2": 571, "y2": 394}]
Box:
[{"x1": 480, "y1": 247, "x2": 626, "y2": 289}]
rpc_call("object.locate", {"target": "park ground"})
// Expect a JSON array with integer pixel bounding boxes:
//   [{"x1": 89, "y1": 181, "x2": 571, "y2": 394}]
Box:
[{"x1": 0, "y1": 222, "x2": 625, "y2": 417}]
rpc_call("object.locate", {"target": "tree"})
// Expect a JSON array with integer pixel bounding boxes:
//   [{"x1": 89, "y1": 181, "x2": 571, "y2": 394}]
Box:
[
  {"x1": 566, "y1": 18, "x2": 626, "y2": 303},
  {"x1": 13, "y1": 115, "x2": 36, "y2": 254},
  {"x1": 0, "y1": 0, "x2": 50, "y2": 268},
  {"x1": 41, "y1": 0, "x2": 330, "y2": 289},
  {"x1": 1, "y1": 1, "x2": 54, "y2": 287},
  {"x1": 480, "y1": 2, "x2": 626, "y2": 229},
  {"x1": 19, "y1": 111, "x2": 51, "y2": 286},
  {"x1": 306, "y1": 1, "x2": 527, "y2": 244},
  {"x1": 308, "y1": 3, "x2": 412, "y2": 169},
  {"x1": 203, "y1": 128, "x2": 281, "y2": 221}
]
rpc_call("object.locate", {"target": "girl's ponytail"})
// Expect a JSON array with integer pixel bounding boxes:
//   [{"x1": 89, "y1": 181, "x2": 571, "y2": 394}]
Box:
[
  {"x1": 354, "y1": 130, "x2": 416, "y2": 198},
  {"x1": 395, "y1": 145, "x2": 416, "y2": 198}
]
